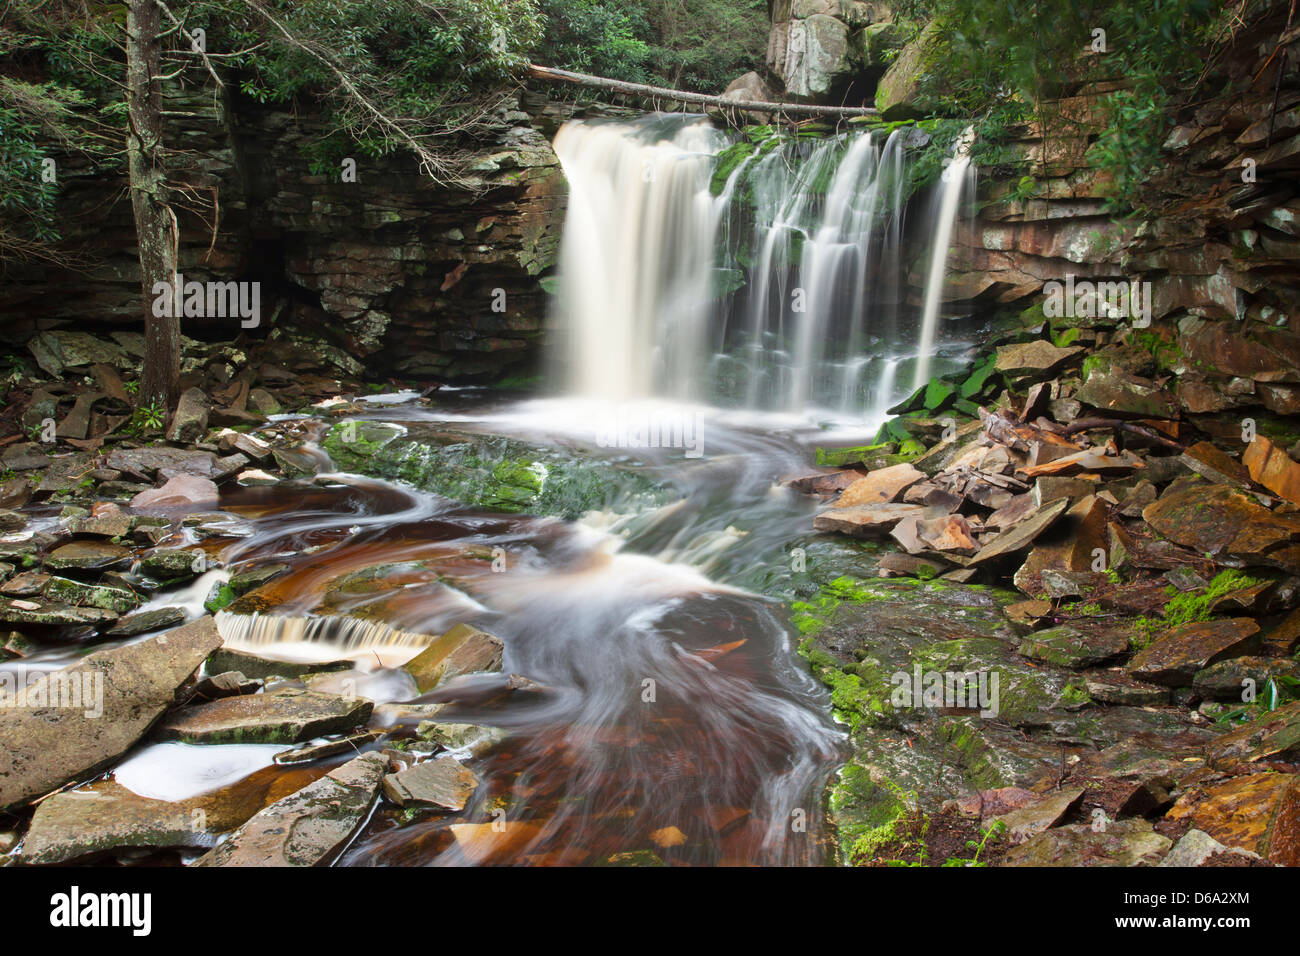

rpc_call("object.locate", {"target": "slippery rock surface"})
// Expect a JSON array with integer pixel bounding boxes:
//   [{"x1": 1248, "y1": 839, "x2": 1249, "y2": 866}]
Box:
[
  {"x1": 0, "y1": 617, "x2": 222, "y2": 808},
  {"x1": 154, "y1": 686, "x2": 374, "y2": 745},
  {"x1": 194, "y1": 752, "x2": 388, "y2": 867}
]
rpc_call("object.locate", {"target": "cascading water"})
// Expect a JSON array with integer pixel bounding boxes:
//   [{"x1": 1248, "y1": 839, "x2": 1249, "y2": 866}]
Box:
[
  {"x1": 549, "y1": 114, "x2": 975, "y2": 421},
  {"x1": 550, "y1": 117, "x2": 731, "y2": 402},
  {"x1": 913, "y1": 131, "x2": 976, "y2": 390}
]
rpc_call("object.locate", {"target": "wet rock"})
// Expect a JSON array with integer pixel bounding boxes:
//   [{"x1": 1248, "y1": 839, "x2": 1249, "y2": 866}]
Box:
[
  {"x1": 1075, "y1": 367, "x2": 1175, "y2": 418},
  {"x1": 42, "y1": 576, "x2": 139, "y2": 614},
  {"x1": 1085, "y1": 674, "x2": 1170, "y2": 706},
  {"x1": 1180, "y1": 441, "x2": 1251, "y2": 490},
  {"x1": 1003, "y1": 819, "x2": 1172, "y2": 866},
  {"x1": 1193, "y1": 656, "x2": 1300, "y2": 700},
  {"x1": 216, "y1": 430, "x2": 272, "y2": 461},
  {"x1": 1128, "y1": 619, "x2": 1260, "y2": 685},
  {"x1": 19, "y1": 779, "x2": 246, "y2": 864},
  {"x1": 1019, "y1": 625, "x2": 1128, "y2": 669},
  {"x1": 0, "y1": 597, "x2": 118, "y2": 627},
  {"x1": 194, "y1": 751, "x2": 387, "y2": 866},
  {"x1": 403, "y1": 622, "x2": 505, "y2": 693},
  {"x1": 1158, "y1": 828, "x2": 1267, "y2": 867},
  {"x1": 273, "y1": 732, "x2": 379, "y2": 765},
  {"x1": 1166, "y1": 773, "x2": 1300, "y2": 865},
  {"x1": 204, "y1": 647, "x2": 351, "y2": 681},
  {"x1": 991, "y1": 787, "x2": 1084, "y2": 842},
  {"x1": 835, "y1": 463, "x2": 925, "y2": 507},
  {"x1": 1144, "y1": 480, "x2": 1300, "y2": 565},
  {"x1": 382, "y1": 755, "x2": 479, "y2": 810},
  {"x1": 0, "y1": 617, "x2": 222, "y2": 808},
  {"x1": 44, "y1": 541, "x2": 132, "y2": 572},
  {"x1": 106, "y1": 446, "x2": 216, "y2": 480},
  {"x1": 137, "y1": 549, "x2": 203, "y2": 581},
  {"x1": 186, "y1": 671, "x2": 260, "y2": 702},
  {"x1": 814, "y1": 502, "x2": 926, "y2": 537},
  {"x1": 227, "y1": 564, "x2": 289, "y2": 594},
  {"x1": 155, "y1": 686, "x2": 374, "y2": 745},
  {"x1": 131, "y1": 475, "x2": 220, "y2": 512},
  {"x1": 415, "y1": 720, "x2": 505, "y2": 756}
]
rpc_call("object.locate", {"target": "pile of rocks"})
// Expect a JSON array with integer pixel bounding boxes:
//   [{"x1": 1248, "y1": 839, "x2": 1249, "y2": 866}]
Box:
[
  {"x1": 799, "y1": 329, "x2": 1300, "y2": 867},
  {"x1": 2, "y1": 612, "x2": 514, "y2": 865}
]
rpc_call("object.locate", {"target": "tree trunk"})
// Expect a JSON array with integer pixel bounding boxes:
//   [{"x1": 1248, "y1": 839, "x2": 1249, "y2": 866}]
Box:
[
  {"x1": 526, "y1": 64, "x2": 880, "y2": 118},
  {"x1": 126, "y1": 0, "x2": 179, "y2": 409}
]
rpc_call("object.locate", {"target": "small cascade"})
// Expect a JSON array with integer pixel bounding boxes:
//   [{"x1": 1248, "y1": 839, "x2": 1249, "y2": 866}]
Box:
[{"x1": 216, "y1": 610, "x2": 437, "y2": 654}]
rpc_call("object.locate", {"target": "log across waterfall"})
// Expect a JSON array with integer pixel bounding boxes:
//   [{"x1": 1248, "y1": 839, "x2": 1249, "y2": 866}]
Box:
[{"x1": 547, "y1": 114, "x2": 976, "y2": 423}]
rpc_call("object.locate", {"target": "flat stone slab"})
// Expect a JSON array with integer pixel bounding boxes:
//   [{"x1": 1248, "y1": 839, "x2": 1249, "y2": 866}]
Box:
[
  {"x1": 1019, "y1": 625, "x2": 1128, "y2": 669},
  {"x1": 1128, "y1": 618, "x2": 1260, "y2": 686},
  {"x1": 0, "y1": 617, "x2": 222, "y2": 808},
  {"x1": 43, "y1": 541, "x2": 132, "y2": 571},
  {"x1": 19, "y1": 777, "x2": 267, "y2": 864},
  {"x1": 104, "y1": 606, "x2": 188, "y2": 637},
  {"x1": 812, "y1": 502, "x2": 925, "y2": 538},
  {"x1": 971, "y1": 498, "x2": 1070, "y2": 565},
  {"x1": 194, "y1": 752, "x2": 387, "y2": 866},
  {"x1": 1206, "y1": 700, "x2": 1300, "y2": 768},
  {"x1": 1003, "y1": 819, "x2": 1171, "y2": 867},
  {"x1": 991, "y1": 787, "x2": 1084, "y2": 842},
  {"x1": 154, "y1": 687, "x2": 374, "y2": 744},
  {"x1": 1166, "y1": 772, "x2": 1300, "y2": 865},
  {"x1": 382, "y1": 756, "x2": 480, "y2": 810},
  {"x1": 835, "y1": 463, "x2": 925, "y2": 507}
]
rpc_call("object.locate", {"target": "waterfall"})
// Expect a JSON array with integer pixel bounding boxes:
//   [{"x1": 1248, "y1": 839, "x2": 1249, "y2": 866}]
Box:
[
  {"x1": 913, "y1": 138, "x2": 975, "y2": 390},
  {"x1": 548, "y1": 115, "x2": 971, "y2": 421},
  {"x1": 550, "y1": 117, "x2": 730, "y2": 402}
]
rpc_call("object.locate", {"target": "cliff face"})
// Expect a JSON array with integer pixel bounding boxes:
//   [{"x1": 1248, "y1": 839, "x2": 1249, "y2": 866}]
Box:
[
  {"x1": 925, "y1": 7, "x2": 1300, "y2": 422},
  {"x1": 1, "y1": 88, "x2": 570, "y2": 384}
]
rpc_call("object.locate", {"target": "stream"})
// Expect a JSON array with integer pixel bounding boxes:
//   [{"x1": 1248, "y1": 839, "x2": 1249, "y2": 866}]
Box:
[{"x1": 198, "y1": 395, "x2": 880, "y2": 865}]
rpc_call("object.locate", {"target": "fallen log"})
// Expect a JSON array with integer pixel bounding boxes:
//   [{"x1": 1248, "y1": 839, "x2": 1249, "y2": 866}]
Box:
[{"x1": 526, "y1": 64, "x2": 881, "y2": 119}]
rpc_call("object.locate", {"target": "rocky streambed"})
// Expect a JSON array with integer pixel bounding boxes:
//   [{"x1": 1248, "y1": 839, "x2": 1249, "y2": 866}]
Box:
[{"x1": 1, "y1": 328, "x2": 1299, "y2": 868}]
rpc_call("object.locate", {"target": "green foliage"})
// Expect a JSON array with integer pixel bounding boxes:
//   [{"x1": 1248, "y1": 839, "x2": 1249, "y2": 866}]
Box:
[
  {"x1": 896, "y1": 0, "x2": 1222, "y2": 212},
  {"x1": 128, "y1": 401, "x2": 166, "y2": 436},
  {"x1": 536, "y1": 0, "x2": 769, "y2": 93}
]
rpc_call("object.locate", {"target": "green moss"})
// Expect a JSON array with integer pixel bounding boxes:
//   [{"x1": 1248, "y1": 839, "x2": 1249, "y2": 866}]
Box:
[{"x1": 1162, "y1": 569, "x2": 1268, "y2": 628}]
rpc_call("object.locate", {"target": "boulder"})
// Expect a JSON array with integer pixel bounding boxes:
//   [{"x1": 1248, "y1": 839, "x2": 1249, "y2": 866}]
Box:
[
  {"x1": 784, "y1": 14, "x2": 853, "y2": 97},
  {"x1": 0, "y1": 617, "x2": 222, "y2": 808}
]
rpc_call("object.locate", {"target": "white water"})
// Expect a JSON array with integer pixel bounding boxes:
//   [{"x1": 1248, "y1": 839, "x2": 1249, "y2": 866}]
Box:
[
  {"x1": 913, "y1": 140, "x2": 975, "y2": 389},
  {"x1": 549, "y1": 115, "x2": 973, "y2": 422}
]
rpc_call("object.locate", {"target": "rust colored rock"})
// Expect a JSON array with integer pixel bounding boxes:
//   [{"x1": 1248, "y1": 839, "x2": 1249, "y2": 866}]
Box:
[
  {"x1": 1128, "y1": 618, "x2": 1261, "y2": 686},
  {"x1": 1244, "y1": 436, "x2": 1300, "y2": 505}
]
